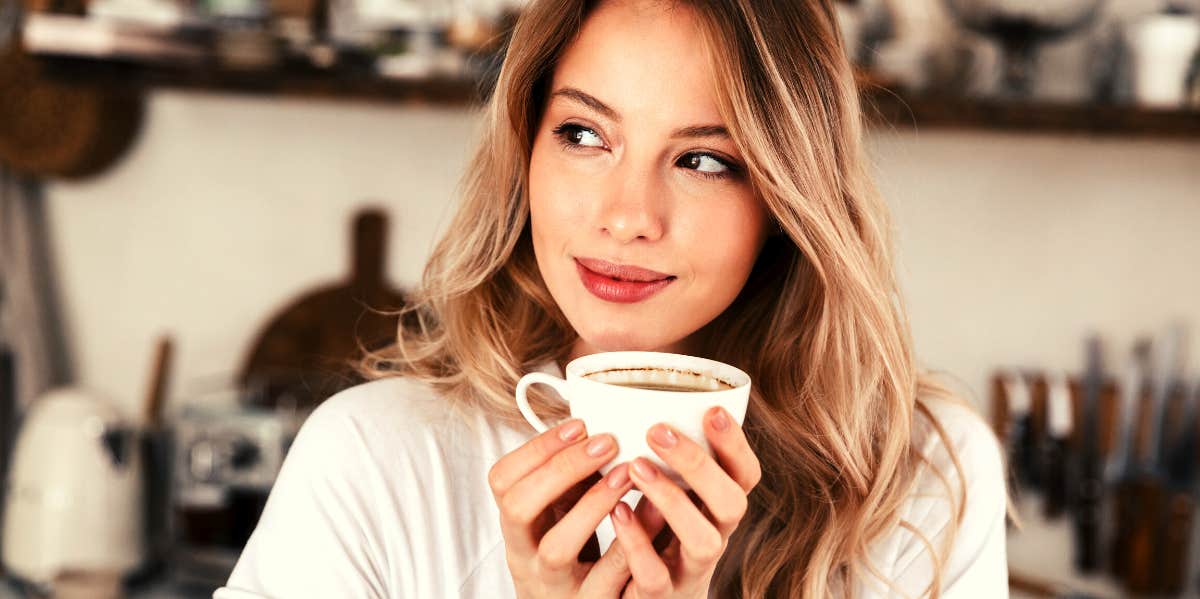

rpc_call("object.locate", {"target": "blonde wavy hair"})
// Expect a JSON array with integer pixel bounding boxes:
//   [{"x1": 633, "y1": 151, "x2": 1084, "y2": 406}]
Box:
[{"x1": 359, "y1": 0, "x2": 974, "y2": 596}]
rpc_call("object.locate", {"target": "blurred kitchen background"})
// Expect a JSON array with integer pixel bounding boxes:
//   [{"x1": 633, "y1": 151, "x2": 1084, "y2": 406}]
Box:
[{"x1": 0, "y1": 0, "x2": 1199, "y2": 597}]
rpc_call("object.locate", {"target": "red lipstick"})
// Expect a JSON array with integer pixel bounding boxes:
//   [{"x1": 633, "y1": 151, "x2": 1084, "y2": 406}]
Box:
[{"x1": 574, "y1": 257, "x2": 675, "y2": 304}]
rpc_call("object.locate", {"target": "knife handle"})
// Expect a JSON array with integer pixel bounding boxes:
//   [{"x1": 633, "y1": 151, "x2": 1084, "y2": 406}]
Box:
[
  {"x1": 1110, "y1": 480, "x2": 1136, "y2": 579},
  {"x1": 1042, "y1": 437, "x2": 1069, "y2": 519},
  {"x1": 1029, "y1": 374, "x2": 1049, "y2": 490},
  {"x1": 1158, "y1": 491, "x2": 1194, "y2": 594},
  {"x1": 1003, "y1": 416, "x2": 1035, "y2": 491},
  {"x1": 1072, "y1": 471, "x2": 1104, "y2": 572},
  {"x1": 1013, "y1": 415, "x2": 1038, "y2": 490},
  {"x1": 1122, "y1": 478, "x2": 1166, "y2": 593}
]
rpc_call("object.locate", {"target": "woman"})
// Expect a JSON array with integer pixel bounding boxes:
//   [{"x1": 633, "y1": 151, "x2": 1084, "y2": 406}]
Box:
[{"x1": 215, "y1": 0, "x2": 1007, "y2": 597}]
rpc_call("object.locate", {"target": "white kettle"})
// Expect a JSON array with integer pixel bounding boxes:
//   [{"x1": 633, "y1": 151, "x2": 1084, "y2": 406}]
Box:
[{"x1": 1, "y1": 388, "x2": 145, "y2": 590}]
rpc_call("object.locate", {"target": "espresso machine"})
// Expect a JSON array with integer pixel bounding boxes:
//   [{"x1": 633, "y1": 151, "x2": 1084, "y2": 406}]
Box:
[
  {"x1": 169, "y1": 384, "x2": 306, "y2": 590},
  {"x1": 169, "y1": 209, "x2": 405, "y2": 590}
]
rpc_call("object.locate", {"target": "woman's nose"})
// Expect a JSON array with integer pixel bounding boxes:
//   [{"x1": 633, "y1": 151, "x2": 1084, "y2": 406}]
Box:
[{"x1": 595, "y1": 165, "x2": 665, "y2": 244}]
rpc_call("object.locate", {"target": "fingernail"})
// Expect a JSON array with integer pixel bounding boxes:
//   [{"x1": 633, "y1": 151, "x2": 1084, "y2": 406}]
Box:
[
  {"x1": 649, "y1": 424, "x2": 678, "y2": 449},
  {"x1": 559, "y1": 419, "x2": 585, "y2": 442},
  {"x1": 606, "y1": 463, "x2": 630, "y2": 489},
  {"x1": 710, "y1": 408, "x2": 729, "y2": 431},
  {"x1": 612, "y1": 502, "x2": 632, "y2": 523},
  {"x1": 631, "y1": 458, "x2": 658, "y2": 481},
  {"x1": 586, "y1": 435, "x2": 615, "y2": 457}
]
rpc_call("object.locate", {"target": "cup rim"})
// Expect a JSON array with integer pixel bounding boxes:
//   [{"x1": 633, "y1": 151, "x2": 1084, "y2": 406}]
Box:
[{"x1": 564, "y1": 351, "x2": 750, "y2": 392}]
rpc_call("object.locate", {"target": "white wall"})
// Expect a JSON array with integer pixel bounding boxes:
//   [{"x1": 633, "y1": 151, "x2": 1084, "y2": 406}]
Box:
[
  {"x1": 870, "y1": 130, "x2": 1200, "y2": 402},
  {"x1": 42, "y1": 90, "x2": 1200, "y2": 420},
  {"x1": 45, "y1": 92, "x2": 484, "y2": 418}
]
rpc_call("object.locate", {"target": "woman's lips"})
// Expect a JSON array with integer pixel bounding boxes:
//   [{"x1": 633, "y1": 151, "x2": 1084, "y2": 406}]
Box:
[
  {"x1": 574, "y1": 258, "x2": 675, "y2": 304},
  {"x1": 574, "y1": 257, "x2": 673, "y2": 281}
]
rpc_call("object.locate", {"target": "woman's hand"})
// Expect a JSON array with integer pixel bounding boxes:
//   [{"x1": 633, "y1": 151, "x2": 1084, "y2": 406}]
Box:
[
  {"x1": 489, "y1": 418, "x2": 666, "y2": 598},
  {"x1": 611, "y1": 406, "x2": 762, "y2": 599}
]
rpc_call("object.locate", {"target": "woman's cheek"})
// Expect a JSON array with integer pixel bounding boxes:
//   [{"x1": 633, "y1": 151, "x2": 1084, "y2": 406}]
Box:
[
  {"x1": 537, "y1": 185, "x2": 579, "y2": 239},
  {"x1": 528, "y1": 149, "x2": 566, "y2": 228},
  {"x1": 694, "y1": 201, "x2": 766, "y2": 281}
]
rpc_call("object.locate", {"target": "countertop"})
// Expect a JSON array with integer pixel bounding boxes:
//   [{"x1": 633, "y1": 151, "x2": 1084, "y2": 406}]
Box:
[{"x1": 0, "y1": 576, "x2": 217, "y2": 599}]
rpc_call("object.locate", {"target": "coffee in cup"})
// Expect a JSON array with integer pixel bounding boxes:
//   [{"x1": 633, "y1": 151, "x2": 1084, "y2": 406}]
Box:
[{"x1": 582, "y1": 367, "x2": 736, "y2": 392}]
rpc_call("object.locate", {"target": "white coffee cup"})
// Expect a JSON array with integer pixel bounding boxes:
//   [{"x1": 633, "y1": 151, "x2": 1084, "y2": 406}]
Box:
[{"x1": 514, "y1": 351, "x2": 751, "y2": 489}]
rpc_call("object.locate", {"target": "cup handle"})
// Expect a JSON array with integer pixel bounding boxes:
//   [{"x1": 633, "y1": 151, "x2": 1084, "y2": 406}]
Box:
[{"x1": 515, "y1": 372, "x2": 569, "y2": 433}]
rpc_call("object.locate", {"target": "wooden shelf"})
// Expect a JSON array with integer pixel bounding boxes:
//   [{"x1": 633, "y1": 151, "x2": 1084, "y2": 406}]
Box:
[
  {"x1": 34, "y1": 54, "x2": 492, "y2": 106},
  {"x1": 864, "y1": 89, "x2": 1200, "y2": 140},
  {"x1": 29, "y1": 54, "x2": 1200, "y2": 139}
]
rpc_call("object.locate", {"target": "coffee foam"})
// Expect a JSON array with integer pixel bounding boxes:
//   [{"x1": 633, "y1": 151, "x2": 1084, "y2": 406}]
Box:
[{"x1": 582, "y1": 367, "x2": 735, "y2": 391}]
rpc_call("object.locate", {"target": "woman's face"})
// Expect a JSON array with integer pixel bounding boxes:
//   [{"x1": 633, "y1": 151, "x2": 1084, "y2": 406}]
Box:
[{"x1": 529, "y1": 0, "x2": 771, "y2": 361}]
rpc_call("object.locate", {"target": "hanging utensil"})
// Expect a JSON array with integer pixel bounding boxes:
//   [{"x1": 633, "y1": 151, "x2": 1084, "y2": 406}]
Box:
[
  {"x1": 1043, "y1": 370, "x2": 1073, "y2": 519},
  {"x1": 998, "y1": 369, "x2": 1037, "y2": 492},
  {"x1": 1122, "y1": 324, "x2": 1185, "y2": 593},
  {"x1": 139, "y1": 335, "x2": 174, "y2": 580},
  {"x1": 1108, "y1": 337, "x2": 1154, "y2": 579},
  {"x1": 1152, "y1": 334, "x2": 1196, "y2": 595},
  {"x1": 1070, "y1": 335, "x2": 1105, "y2": 572}
]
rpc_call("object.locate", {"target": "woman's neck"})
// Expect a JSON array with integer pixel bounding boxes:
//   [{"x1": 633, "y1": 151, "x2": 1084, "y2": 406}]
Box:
[{"x1": 563, "y1": 333, "x2": 702, "y2": 367}]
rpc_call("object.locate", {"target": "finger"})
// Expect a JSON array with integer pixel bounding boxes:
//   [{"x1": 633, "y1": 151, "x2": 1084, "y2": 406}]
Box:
[
  {"x1": 537, "y1": 463, "x2": 635, "y2": 585},
  {"x1": 628, "y1": 457, "x2": 727, "y2": 578},
  {"x1": 580, "y1": 533, "x2": 601, "y2": 563},
  {"x1": 548, "y1": 485, "x2": 593, "y2": 555},
  {"x1": 581, "y1": 539, "x2": 631, "y2": 596},
  {"x1": 581, "y1": 493, "x2": 668, "y2": 596},
  {"x1": 704, "y1": 406, "x2": 762, "y2": 493},
  {"x1": 611, "y1": 502, "x2": 674, "y2": 598},
  {"x1": 549, "y1": 472, "x2": 601, "y2": 523},
  {"x1": 488, "y1": 418, "x2": 588, "y2": 498},
  {"x1": 633, "y1": 494, "x2": 666, "y2": 540},
  {"x1": 498, "y1": 434, "x2": 620, "y2": 552},
  {"x1": 647, "y1": 422, "x2": 749, "y2": 538}
]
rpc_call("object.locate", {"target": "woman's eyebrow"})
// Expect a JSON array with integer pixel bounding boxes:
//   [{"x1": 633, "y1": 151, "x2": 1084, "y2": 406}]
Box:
[
  {"x1": 670, "y1": 125, "x2": 730, "y2": 140},
  {"x1": 550, "y1": 87, "x2": 731, "y2": 140},
  {"x1": 552, "y1": 87, "x2": 621, "y2": 122}
]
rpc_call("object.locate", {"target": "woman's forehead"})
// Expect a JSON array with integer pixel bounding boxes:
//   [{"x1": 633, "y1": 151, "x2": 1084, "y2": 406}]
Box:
[{"x1": 548, "y1": 0, "x2": 725, "y2": 130}]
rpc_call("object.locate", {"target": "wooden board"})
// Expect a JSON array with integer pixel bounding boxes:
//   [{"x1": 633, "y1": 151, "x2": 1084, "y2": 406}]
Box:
[{"x1": 236, "y1": 208, "x2": 409, "y2": 409}]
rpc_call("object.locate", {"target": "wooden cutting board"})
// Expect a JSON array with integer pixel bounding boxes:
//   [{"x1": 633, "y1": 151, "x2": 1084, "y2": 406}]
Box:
[{"x1": 237, "y1": 208, "x2": 410, "y2": 409}]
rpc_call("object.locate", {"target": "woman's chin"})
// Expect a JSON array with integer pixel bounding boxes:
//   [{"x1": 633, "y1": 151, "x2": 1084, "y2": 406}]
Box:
[{"x1": 573, "y1": 328, "x2": 687, "y2": 355}]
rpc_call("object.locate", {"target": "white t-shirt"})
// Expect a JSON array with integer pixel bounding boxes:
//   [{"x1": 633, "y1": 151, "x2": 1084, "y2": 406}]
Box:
[{"x1": 214, "y1": 360, "x2": 1008, "y2": 598}]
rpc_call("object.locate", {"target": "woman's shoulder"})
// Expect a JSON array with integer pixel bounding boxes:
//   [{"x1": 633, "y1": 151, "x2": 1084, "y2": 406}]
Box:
[
  {"x1": 313, "y1": 375, "x2": 447, "y2": 427},
  {"x1": 868, "y1": 396, "x2": 1009, "y2": 595},
  {"x1": 911, "y1": 397, "x2": 1005, "y2": 489},
  {"x1": 298, "y1": 375, "x2": 527, "y2": 466},
  {"x1": 260, "y1": 376, "x2": 462, "y2": 511},
  {"x1": 905, "y1": 396, "x2": 1007, "y2": 533},
  {"x1": 217, "y1": 376, "x2": 521, "y2": 598}
]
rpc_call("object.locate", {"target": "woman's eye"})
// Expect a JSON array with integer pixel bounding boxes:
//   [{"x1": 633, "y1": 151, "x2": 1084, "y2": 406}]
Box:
[
  {"x1": 678, "y1": 152, "x2": 737, "y2": 180},
  {"x1": 552, "y1": 123, "x2": 605, "y2": 149}
]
